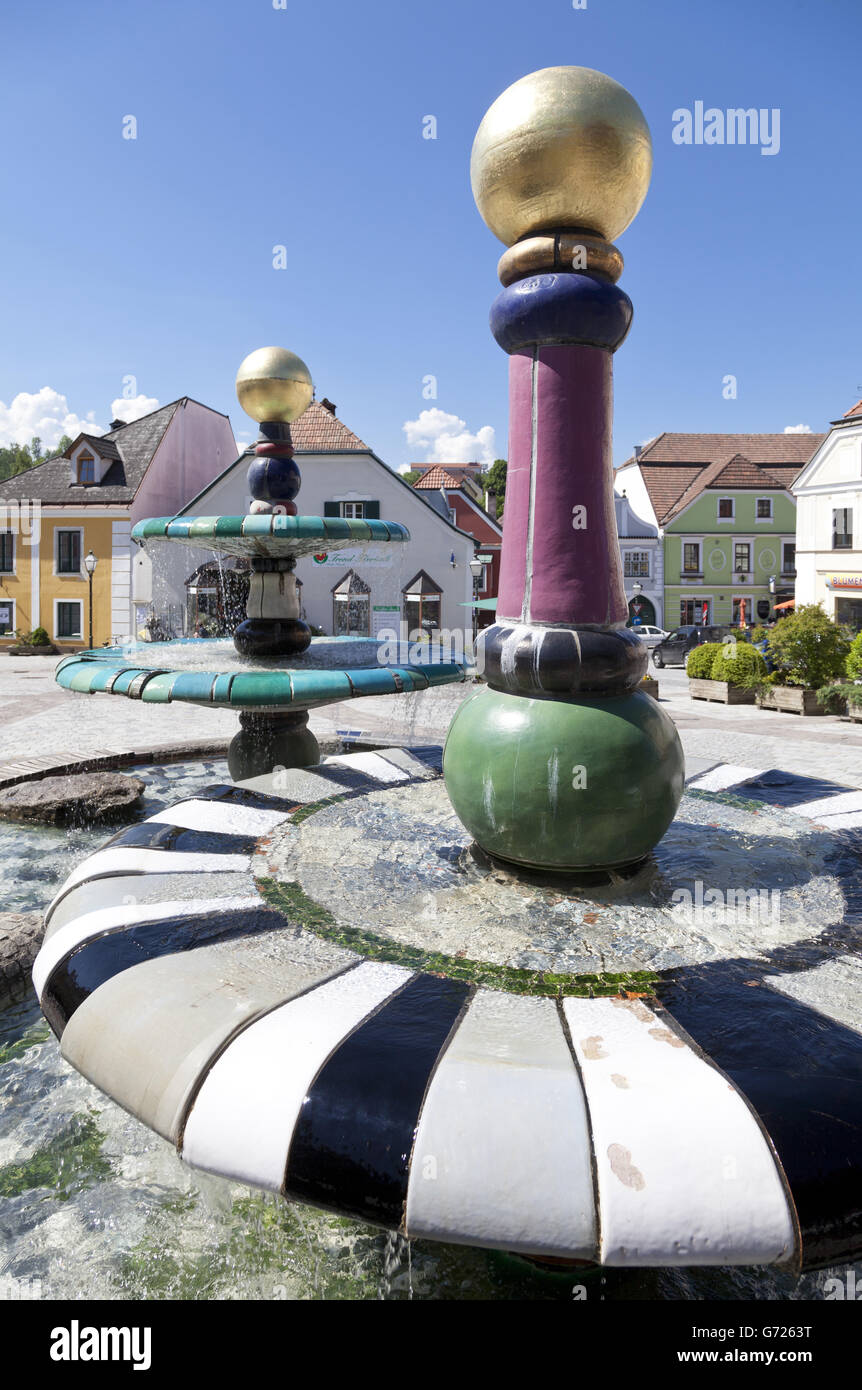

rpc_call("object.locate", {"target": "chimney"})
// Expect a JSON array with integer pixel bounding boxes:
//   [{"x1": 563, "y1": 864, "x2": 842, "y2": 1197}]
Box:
[
  {"x1": 485, "y1": 490, "x2": 497, "y2": 518},
  {"x1": 320, "y1": 398, "x2": 337, "y2": 416},
  {"x1": 633, "y1": 444, "x2": 642, "y2": 459}
]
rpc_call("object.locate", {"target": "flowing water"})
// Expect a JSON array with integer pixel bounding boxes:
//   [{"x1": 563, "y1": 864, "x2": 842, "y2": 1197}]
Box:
[{"x1": 0, "y1": 760, "x2": 856, "y2": 1301}]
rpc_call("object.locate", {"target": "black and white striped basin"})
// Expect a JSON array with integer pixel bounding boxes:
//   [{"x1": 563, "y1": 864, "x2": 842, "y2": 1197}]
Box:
[{"x1": 32, "y1": 750, "x2": 862, "y2": 1269}]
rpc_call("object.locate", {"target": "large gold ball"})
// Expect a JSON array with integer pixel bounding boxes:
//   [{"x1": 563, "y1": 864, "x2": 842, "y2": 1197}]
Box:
[
  {"x1": 471, "y1": 66, "x2": 652, "y2": 246},
  {"x1": 235, "y1": 346, "x2": 314, "y2": 423}
]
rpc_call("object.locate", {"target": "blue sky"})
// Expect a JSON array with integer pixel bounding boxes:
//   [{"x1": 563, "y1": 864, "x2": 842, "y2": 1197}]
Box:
[{"x1": 1, "y1": 0, "x2": 860, "y2": 468}]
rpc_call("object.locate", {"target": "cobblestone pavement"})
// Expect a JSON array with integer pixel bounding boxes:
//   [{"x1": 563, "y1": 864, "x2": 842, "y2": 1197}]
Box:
[{"x1": 1, "y1": 655, "x2": 862, "y2": 788}]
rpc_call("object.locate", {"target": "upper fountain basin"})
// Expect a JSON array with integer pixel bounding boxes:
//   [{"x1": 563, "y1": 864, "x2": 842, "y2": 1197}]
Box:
[{"x1": 132, "y1": 515, "x2": 410, "y2": 560}]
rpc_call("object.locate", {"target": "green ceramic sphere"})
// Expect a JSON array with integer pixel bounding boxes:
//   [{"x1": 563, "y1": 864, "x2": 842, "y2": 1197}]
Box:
[{"x1": 443, "y1": 687, "x2": 684, "y2": 871}]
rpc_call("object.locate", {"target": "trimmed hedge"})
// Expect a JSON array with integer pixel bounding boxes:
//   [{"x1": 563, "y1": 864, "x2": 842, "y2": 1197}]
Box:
[
  {"x1": 710, "y1": 641, "x2": 768, "y2": 689},
  {"x1": 686, "y1": 643, "x2": 723, "y2": 679}
]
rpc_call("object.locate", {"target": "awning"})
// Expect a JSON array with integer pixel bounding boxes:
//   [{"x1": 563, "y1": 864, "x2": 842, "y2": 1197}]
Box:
[
  {"x1": 774, "y1": 599, "x2": 795, "y2": 610},
  {"x1": 459, "y1": 597, "x2": 498, "y2": 610}
]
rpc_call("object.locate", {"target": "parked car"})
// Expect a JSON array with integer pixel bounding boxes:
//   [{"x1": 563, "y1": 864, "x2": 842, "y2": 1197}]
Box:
[
  {"x1": 629, "y1": 623, "x2": 669, "y2": 650},
  {"x1": 652, "y1": 624, "x2": 743, "y2": 668}
]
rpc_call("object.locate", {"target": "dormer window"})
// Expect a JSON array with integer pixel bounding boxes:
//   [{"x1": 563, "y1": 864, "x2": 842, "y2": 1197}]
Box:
[{"x1": 77, "y1": 453, "x2": 96, "y2": 484}]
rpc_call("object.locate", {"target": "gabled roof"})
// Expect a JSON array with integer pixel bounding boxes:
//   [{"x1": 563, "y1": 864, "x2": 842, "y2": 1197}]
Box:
[
  {"x1": 619, "y1": 432, "x2": 824, "y2": 525},
  {"x1": 412, "y1": 465, "x2": 464, "y2": 489},
  {"x1": 290, "y1": 401, "x2": 368, "y2": 452},
  {"x1": 0, "y1": 400, "x2": 186, "y2": 505},
  {"x1": 66, "y1": 433, "x2": 122, "y2": 461},
  {"x1": 623, "y1": 432, "x2": 825, "y2": 468},
  {"x1": 706, "y1": 453, "x2": 786, "y2": 489}
]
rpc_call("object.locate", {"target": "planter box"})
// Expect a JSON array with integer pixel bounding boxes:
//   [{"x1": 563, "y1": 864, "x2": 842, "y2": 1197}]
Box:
[
  {"x1": 757, "y1": 686, "x2": 828, "y2": 716},
  {"x1": 689, "y1": 678, "x2": 756, "y2": 705},
  {"x1": 640, "y1": 679, "x2": 659, "y2": 699},
  {"x1": 848, "y1": 707, "x2": 862, "y2": 723},
  {"x1": 7, "y1": 644, "x2": 58, "y2": 656}
]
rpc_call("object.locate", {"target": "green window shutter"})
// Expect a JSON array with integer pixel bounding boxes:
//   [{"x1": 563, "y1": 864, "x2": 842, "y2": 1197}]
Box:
[
  {"x1": 365, "y1": 500, "x2": 380, "y2": 519},
  {"x1": 323, "y1": 501, "x2": 339, "y2": 517}
]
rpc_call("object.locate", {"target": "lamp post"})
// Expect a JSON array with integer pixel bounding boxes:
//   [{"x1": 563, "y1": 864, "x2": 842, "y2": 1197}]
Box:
[
  {"x1": 469, "y1": 555, "x2": 484, "y2": 646},
  {"x1": 83, "y1": 550, "x2": 97, "y2": 649}
]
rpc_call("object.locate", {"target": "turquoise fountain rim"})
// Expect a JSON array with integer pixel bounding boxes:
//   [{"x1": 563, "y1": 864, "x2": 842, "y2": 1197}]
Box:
[
  {"x1": 55, "y1": 641, "x2": 466, "y2": 711},
  {"x1": 132, "y1": 515, "x2": 410, "y2": 560}
]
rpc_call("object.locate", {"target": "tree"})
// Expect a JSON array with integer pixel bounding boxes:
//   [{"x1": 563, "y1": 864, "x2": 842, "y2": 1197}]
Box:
[
  {"x1": 0, "y1": 434, "x2": 74, "y2": 483},
  {"x1": 766, "y1": 604, "x2": 851, "y2": 689},
  {"x1": 400, "y1": 469, "x2": 421, "y2": 486},
  {"x1": 482, "y1": 458, "x2": 507, "y2": 512}
]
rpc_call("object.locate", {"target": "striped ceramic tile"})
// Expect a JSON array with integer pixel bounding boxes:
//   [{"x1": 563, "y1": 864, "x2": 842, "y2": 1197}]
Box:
[
  {"x1": 181, "y1": 961, "x2": 413, "y2": 1189},
  {"x1": 146, "y1": 798, "x2": 292, "y2": 837},
  {"x1": 44, "y1": 871, "x2": 258, "y2": 939},
  {"x1": 563, "y1": 996, "x2": 795, "y2": 1266},
  {"x1": 34, "y1": 896, "x2": 260, "y2": 1000},
  {"x1": 60, "y1": 932, "x2": 356, "y2": 1143},
  {"x1": 284, "y1": 971, "x2": 470, "y2": 1225},
  {"x1": 658, "y1": 965, "x2": 862, "y2": 1269},
  {"x1": 406, "y1": 990, "x2": 596, "y2": 1256},
  {"x1": 48, "y1": 844, "x2": 253, "y2": 907},
  {"x1": 687, "y1": 764, "x2": 765, "y2": 792}
]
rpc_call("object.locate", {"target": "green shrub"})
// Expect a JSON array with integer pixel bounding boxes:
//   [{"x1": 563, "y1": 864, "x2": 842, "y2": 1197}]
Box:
[
  {"x1": 847, "y1": 631, "x2": 862, "y2": 681},
  {"x1": 817, "y1": 682, "x2": 862, "y2": 712},
  {"x1": 766, "y1": 604, "x2": 851, "y2": 689},
  {"x1": 686, "y1": 642, "x2": 723, "y2": 679},
  {"x1": 28, "y1": 627, "x2": 49, "y2": 646},
  {"x1": 710, "y1": 640, "x2": 768, "y2": 688}
]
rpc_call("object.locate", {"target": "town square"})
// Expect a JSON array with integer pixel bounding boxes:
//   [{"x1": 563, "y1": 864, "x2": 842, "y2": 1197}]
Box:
[{"x1": 0, "y1": 0, "x2": 860, "y2": 1355}]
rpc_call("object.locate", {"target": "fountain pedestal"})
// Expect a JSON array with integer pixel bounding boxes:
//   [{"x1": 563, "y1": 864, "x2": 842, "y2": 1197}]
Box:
[{"x1": 444, "y1": 67, "x2": 684, "y2": 871}]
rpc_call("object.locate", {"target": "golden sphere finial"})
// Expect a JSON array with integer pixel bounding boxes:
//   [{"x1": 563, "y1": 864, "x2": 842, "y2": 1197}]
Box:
[
  {"x1": 235, "y1": 346, "x2": 314, "y2": 424},
  {"x1": 471, "y1": 66, "x2": 652, "y2": 246}
]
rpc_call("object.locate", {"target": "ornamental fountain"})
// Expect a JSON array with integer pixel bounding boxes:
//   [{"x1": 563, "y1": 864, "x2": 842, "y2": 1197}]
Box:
[
  {"x1": 56, "y1": 344, "x2": 466, "y2": 781},
  {"x1": 22, "y1": 67, "x2": 862, "y2": 1284}
]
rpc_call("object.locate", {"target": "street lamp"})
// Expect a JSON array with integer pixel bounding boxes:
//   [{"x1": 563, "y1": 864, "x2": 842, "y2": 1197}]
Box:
[
  {"x1": 83, "y1": 550, "x2": 97, "y2": 649},
  {"x1": 469, "y1": 555, "x2": 484, "y2": 645}
]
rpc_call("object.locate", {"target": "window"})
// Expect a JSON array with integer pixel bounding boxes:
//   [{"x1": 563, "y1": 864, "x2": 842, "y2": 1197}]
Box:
[
  {"x1": 682, "y1": 542, "x2": 701, "y2": 574},
  {"x1": 732, "y1": 596, "x2": 752, "y2": 626},
  {"x1": 734, "y1": 542, "x2": 751, "y2": 574},
  {"x1": 341, "y1": 502, "x2": 365, "y2": 520},
  {"x1": 717, "y1": 498, "x2": 734, "y2": 520},
  {"x1": 0, "y1": 599, "x2": 14, "y2": 635},
  {"x1": 324, "y1": 500, "x2": 380, "y2": 520},
  {"x1": 680, "y1": 598, "x2": 709, "y2": 624},
  {"x1": 624, "y1": 551, "x2": 650, "y2": 578},
  {"x1": 833, "y1": 508, "x2": 853, "y2": 550},
  {"x1": 403, "y1": 571, "x2": 442, "y2": 636},
  {"x1": 57, "y1": 529, "x2": 82, "y2": 574},
  {"x1": 0, "y1": 532, "x2": 13, "y2": 573},
  {"x1": 756, "y1": 497, "x2": 773, "y2": 520},
  {"x1": 77, "y1": 453, "x2": 95, "y2": 484},
  {"x1": 56, "y1": 600, "x2": 82, "y2": 639},
  {"x1": 331, "y1": 570, "x2": 370, "y2": 636},
  {"x1": 782, "y1": 542, "x2": 796, "y2": 574}
]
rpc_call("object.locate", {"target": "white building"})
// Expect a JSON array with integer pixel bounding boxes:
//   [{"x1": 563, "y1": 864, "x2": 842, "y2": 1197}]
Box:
[
  {"x1": 614, "y1": 488, "x2": 664, "y2": 629},
  {"x1": 135, "y1": 398, "x2": 477, "y2": 644},
  {"x1": 792, "y1": 401, "x2": 862, "y2": 631}
]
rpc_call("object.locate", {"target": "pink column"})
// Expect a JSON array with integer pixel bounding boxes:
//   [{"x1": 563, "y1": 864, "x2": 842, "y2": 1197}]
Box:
[{"x1": 496, "y1": 345, "x2": 627, "y2": 629}]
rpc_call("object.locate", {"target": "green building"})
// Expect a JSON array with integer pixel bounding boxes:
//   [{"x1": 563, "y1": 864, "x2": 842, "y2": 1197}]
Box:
[{"x1": 615, "y1": 433, "x2": 824, "y2": 629}]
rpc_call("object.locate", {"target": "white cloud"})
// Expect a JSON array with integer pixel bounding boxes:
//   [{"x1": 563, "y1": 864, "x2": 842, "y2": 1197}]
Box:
[
  {"x1": 783, "y1": 423, "x2": 812, "y2": 434},
  {"x1": 0, "y1": 387, "x2": 106, "y2": 449},
  {"x1": 403, "y1": 408, "x2": 496, "y2": 465},
  {"x1": 109, "y1": 394, "x2": 160, "y2": 425}
]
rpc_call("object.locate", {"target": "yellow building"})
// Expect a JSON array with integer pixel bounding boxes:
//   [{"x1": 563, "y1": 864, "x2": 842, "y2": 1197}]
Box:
[{"x1": 0, "y1": 399, "x2": 237, "y2": 649}]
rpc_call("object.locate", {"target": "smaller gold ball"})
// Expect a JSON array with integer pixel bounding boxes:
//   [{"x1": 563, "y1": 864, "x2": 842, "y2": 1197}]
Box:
[
  {"x1": 471, "y1": 66, "x2": 653, "y2": 246},
  {"x1": 235, "y1": 346, "x2": 314, "y2": 424}
]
